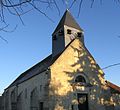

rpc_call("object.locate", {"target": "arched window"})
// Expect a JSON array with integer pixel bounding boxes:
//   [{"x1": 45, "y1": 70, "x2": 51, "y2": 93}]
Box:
[
  {"x1": 17, "y1": 93, "x2": 23, "y2": 110},
  {"x1": 30, "y1": 88, "x2": 39, "y2": 110},
  {"x1": 11, "y1": 88, "x2": 17, "y2": 110},
  {"x1": 75, "y1": 75, "x2": 86, "y2": 83}
]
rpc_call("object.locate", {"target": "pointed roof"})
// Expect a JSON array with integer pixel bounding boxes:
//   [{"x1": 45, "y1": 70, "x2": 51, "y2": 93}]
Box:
[{"x1": 53, "y1": 10, "x2": 83, "y2": 35}]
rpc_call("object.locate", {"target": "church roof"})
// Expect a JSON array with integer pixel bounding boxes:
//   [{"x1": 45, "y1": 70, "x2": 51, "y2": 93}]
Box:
[
  {"x1": 53, "y1": 10, "x2": 83, "y2": 35},
  {"x1": 7, "y1": 54, "x2": 52, "y2": 88},
  {"x1": 106, "y1": 81, "x2": 120, "y2": 93}
]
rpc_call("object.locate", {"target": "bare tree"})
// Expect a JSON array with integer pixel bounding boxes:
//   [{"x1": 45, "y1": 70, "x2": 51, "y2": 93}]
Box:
[
  {"x1": 0, "y1": 0, "x2": 108, "y2": 24},
  {"x1": 0, "y1": 0, "x2": 56, "y2": 42},
  {"x1": 1, "y1": 0, "x2": 120, "y2": 22},
  {"x1": 0, "y1": 0, "x2": 120, "y2": 43},
  {"x1": 0, "y1": 0, "x2": 120, "y2": 27}
]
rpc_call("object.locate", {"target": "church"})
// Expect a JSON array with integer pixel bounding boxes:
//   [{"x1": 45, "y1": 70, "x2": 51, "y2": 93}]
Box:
[{"x1": 0, "y1": 10, "x2": 120, "y2": 110}]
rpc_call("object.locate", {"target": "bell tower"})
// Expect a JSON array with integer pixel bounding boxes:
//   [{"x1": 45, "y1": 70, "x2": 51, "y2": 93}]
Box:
[{"x1": 52, "y1": 10, "x2": 84, "y2": 57}]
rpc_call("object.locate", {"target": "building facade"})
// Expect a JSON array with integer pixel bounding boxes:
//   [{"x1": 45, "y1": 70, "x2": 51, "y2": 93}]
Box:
[{"x1": 1, "y1": 10, "x2": 120, "y2": 110}]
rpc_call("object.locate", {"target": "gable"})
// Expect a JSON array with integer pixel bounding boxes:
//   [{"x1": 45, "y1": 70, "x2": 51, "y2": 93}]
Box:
[
  {"x1": 50, "y1": 38, "x2": 106, "y2": 95},
  {"x1": 51, "y1": 38, "x2": 104, "y2": 76}
]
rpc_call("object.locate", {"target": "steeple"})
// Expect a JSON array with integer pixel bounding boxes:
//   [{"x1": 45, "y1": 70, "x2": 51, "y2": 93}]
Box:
[
  {"x1": 53, "y1": 10, "x2": 83, "y2": 35},
  {"x1": 52, "y1": 10, "x2": 84, "y2": 57}
]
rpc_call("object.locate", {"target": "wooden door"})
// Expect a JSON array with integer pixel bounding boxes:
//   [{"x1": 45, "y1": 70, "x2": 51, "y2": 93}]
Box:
[
  {"x1": 77, "y1": 93, "x2": 88, "y2": 110},
  {"x1": 39, "y1": 102, "x2": 43, "y2": 110}
]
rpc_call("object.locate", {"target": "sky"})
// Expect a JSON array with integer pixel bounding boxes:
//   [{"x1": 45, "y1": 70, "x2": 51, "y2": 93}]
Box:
[{"x1": 0, "y1": 0, "x2": 120, "y2": 94}]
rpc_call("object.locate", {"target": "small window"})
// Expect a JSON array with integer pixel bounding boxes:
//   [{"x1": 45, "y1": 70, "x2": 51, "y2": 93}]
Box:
[
  {"x1": 77, "y1": 32, "x2": 82, "y2": 37},
  {"x1": 53, "y1": 35, "x2": 57, "y2": 40},
  {"x1": 67, "y1": 29, "x2": 71, "y2": 34},
  {"x1": 58, "y1": 30, "x2": 64, "y2": 36},
  {"x1": 25, "y1": 88, "x2": 27, "y2": 99},
  {"x1": 40, "y1": 85, "x2": 42, "y2": 91},
  {"x1": 71, "y1": 105, "x2": 74, "y2": 110},
  {"x1": 75, "y1": 75, "x2": 86, "y2": 83},
  {"x1": 39, "y1": 102, "x2": 44, "y2": 110}
]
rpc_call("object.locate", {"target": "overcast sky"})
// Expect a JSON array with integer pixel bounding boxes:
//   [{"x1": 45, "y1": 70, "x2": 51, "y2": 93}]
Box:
[{"x1": 0, "y1": 0, "x2": 120, "y2": 94}]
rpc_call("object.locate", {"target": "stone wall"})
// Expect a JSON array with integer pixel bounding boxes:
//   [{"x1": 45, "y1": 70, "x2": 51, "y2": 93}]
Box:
[
  {"x1": 111, "y1": 93, "x2": 120, "y2": 110},
  {"x1": 3, "y1": 70, "x2": 50, "y2": 110}
]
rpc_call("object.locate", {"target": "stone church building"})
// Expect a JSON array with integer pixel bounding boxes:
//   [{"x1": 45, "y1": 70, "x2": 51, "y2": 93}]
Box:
[{"x1": 0, "y1": 10, "x2": 120, "y2": 110}]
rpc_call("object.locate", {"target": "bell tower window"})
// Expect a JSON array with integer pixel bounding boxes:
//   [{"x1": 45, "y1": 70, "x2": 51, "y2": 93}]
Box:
[
  {"x1": 52, "y1": 10, "x2": 84, "y2": 57},
  {"x1": 67, "y1": 29, "x2": 71, "y2": 34},
  {"x1": 77, "y1": 32, "x2": 82, "y2": 38}
]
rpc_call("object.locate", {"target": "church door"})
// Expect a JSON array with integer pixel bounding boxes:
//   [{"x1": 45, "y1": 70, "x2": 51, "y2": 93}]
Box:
[
  {"x1": 77, "y1": 93, "x2": 88, "y2": 110},
  {"x1": 39, "y1": 102, "x2": 43, "y2": 110}
]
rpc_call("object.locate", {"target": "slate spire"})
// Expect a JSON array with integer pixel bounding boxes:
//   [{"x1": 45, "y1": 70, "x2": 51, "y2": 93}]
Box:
[{"x1": 53, "y1": 9, "x2": 83, "y2": 35}]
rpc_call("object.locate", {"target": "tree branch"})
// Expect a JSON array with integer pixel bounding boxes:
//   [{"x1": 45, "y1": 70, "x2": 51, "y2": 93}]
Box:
[
  {"x1": 91, "y1": 0, "x2": 95, "y2": 8},
  {"x1": 102, "y1": 63, "x2": 120, "y2": 70},
  {"x1": 0, "y1": 36, "x2": 8, "y2": 43},
  {"x1": 69, "y1": 0, "x2": 77, "y2": 10},
  {"x1": 1, "y1": 0, "x2": 31, "y2": 7},
  {"x1": 78, "y1": 0, "x2": 83, "y2": 17},
  {"x1": 53, "y1": 0, "x2": 60, "y2": 16},
  {"x1": 29, "y1": 2, "x2": 54, "y2": 22}
]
